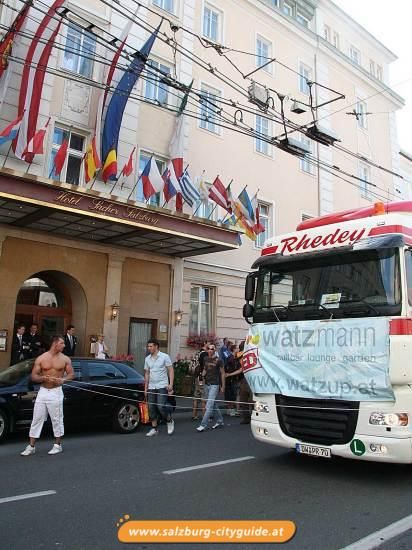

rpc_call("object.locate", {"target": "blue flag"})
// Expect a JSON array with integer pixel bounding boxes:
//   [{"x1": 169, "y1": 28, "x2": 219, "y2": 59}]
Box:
[{"x1": 101, "y1": 25, "x2": 160, "y2": 164}]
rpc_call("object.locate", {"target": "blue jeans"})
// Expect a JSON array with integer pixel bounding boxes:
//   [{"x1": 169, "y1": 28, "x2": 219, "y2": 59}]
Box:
[
  {"x1": 200, "y1": 384, "x2": 224, "y2": 428},
  {"x1": 147, "y1": 388, "x2": 171, "y2": 424}
]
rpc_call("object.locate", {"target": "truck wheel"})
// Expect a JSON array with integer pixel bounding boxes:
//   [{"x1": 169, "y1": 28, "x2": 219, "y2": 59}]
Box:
[
  {"x1": 112, "y1": 402, "x2": 140, "y2": 433},
  {"x1": 0, "y1": 409, "x2": 10, "y2": 442}
]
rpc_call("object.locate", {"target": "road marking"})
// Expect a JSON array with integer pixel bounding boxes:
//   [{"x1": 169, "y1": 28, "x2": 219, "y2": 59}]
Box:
[
  {"x1": 163, "y1": 456, "x2": 255, "y2": 475},
  {"x1": 341, "y1": 513, "x2": 412, "y2": 550},
  {"x1": 0, "y1": 490, "x2": 57, "y2": 504}
]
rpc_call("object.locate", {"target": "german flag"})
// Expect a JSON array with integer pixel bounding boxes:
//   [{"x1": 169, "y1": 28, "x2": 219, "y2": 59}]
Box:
[{"x1": 102, "y1": 148, "x2": 117, "y2": 182}]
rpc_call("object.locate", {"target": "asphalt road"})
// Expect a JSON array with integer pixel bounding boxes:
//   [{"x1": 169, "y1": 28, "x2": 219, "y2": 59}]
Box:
[{"x1": 1, "y1": 413, "x2": 412, "y2": 550}]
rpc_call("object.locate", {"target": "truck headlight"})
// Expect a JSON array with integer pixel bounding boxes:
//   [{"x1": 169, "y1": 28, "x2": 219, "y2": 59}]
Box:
[
  {"x1": 254, "y1": 401, "x2": 270, "y2": 413},
  {"x1": 369, "y1": 412, "x2": 408, "y2": 426}
]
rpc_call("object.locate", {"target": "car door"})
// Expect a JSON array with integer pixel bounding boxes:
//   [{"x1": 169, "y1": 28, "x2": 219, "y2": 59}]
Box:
[
  {"x1": 62, "y1": 360, "x2": 89, "y2": 425},
  {"x1": 8, "y1": 375, "x2": 38, "y2": 429},
  {"x1": 85, "y1": 361, "x2": 128, "y2": 421}
]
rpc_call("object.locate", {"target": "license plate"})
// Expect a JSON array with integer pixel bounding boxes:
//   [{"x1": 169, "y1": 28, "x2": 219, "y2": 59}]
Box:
[{"x1": 296, "y1": 443, "x2": 331, "y2": 458}]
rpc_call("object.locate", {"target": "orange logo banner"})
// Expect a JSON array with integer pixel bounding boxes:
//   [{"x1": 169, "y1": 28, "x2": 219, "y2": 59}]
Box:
[{"x1": 118, "y1": 520, "x2": 296, "y2": 543}]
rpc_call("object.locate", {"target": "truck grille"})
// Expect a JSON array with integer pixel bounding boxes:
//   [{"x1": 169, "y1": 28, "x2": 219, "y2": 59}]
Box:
[{"x1": 276, "y1": 395, "x2": 359, "y2": 446}]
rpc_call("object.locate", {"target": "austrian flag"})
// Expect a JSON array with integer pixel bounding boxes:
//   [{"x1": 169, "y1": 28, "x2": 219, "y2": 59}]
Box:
[{"x1": 208, "y1": 176, "x2": 232, "y2": 213}]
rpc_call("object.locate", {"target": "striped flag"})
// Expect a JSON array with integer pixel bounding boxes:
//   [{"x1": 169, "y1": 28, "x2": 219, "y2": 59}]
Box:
[
  {"x1": 102, "y1": 148, "x2": 117, "y2": 182},
  {"x1": 180, "y1": 169, "x2": 200, "y2": 207},
  {"x1": 24, "y1": 117, "x2": 50, "y2": 157},
  {"x1": 237, "y1": 188, "x2": 255, "y2": 224},
  {"x1": 13, "y1": 0, "x2": 64, "y2": 162},
  {"x1": 0, "y1": 114, "x2": 24, "y2": 146},
  {"x1": 0, "y1": 1, "x2": 31, "y2": 80},
  {"x1": 84, "y1": 136, "x2": 101, "y2": 183},
  {"x1": 208, "y1": 176, "x2": 232, "y2": 213},
  {"x1": 254, "y1": 206, "x2": 265, "y2": 235},
  {"x1": 162, "y1": 161, "x2": 180, "y2": 203},
  {"x1": 141, "y1": 156, "x2": 164, "y2": 200}
]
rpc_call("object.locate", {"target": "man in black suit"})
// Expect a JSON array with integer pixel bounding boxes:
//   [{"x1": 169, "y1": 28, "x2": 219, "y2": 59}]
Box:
[
  {"x1": 11, "y1": 324, "x2": 30, "y2": 365},
  {"x1": 63, "y1": 325, "x2": 77, "y2": 357},
  {"x1": 24, "y1": 323, "x2": 44, "y2": 359}
]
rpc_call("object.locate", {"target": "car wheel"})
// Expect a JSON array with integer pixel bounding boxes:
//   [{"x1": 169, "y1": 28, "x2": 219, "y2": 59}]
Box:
[
  {"x1": 0, "y1": 408, "x2": 10, "y2": 442},
  {"x1": 112, "y1": 402, "x2": 140, "y2": 433}
]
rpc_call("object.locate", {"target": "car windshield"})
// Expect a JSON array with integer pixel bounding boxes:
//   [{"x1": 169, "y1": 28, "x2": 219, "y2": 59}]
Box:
[
  {"x1": 0, "y1": 359, "x2": 34, "y2": 386},
  {"x1": 254, "y1": 247, "x2": 401, "y2": 322}
]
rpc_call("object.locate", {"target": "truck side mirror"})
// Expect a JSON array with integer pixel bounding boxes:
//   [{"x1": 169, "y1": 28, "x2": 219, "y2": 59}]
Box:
[
  {"x1": 243, "y1": 303, "x2": 254, "y2": 324},
  {"x1": 245, "y1": 273, "x2": 256, "y2": 302}
]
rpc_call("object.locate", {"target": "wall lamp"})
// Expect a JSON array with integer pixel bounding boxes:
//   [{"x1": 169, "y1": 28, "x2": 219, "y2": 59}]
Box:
[
  {"x1": 174, "y1": 309, "x2": 183, "y2": 325},
  {"x1": 110, "y1": 302, "x2": 120, "y2": 321}
]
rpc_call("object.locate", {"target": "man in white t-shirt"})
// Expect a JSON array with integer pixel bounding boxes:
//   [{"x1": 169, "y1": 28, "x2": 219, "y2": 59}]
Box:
[{"x1": 144, "y1": 338, "x2": 174, "y2": 437}]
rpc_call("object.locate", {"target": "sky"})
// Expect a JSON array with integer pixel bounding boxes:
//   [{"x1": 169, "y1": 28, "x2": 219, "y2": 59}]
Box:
[{"x1": 334, "y1": 0, "x2": 411, "y2": 152}]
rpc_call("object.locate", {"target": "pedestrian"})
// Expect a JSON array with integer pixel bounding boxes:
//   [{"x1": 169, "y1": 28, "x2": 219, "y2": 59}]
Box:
[
  {"x1": 91, "y1": 334, "x2": 109, "y2": 359},
  {"x1": 63, "y1": 325, "x2": 77, "y2": 357},
  {"x1": 21, "y1": 335, "x2": 74, "y2": 456},
  {"x1": 24, "y1": 323, "x2": 45, "y2": 359},
  {"x1": 191, "y1": 341, "x2": 208, "y2": 420},
  {"x1": 218, "y1": 337, "x2": 229, "y2": 363},
  {"x1": 196, "y1": 343, "x2": 225, "y2": 432},
  {"x1": 224, "y1": 343, "x2": 240, "y2": 417},
  {"x1": 11, "y1": 324, "x2": 30, "y2": 365},
  {"x1": 144, "y1": 338, "x2": 175, "y2": 437},
  {"x1": 225, "y1": 341, "x2": 253, "y2": 424}
]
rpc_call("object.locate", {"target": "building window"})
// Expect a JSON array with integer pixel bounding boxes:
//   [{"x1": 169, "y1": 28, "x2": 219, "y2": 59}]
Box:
[
  {"x1": 144, "y1": 59, "x2": 171, "y2": 106},
  {"x1": 189, "y1": 286, "x2": 214, "y2": 335},
  {"x1": 193, "y1": 197, "x2": 214, "y2": 219},
  {"x1": 63, "y1": 23, "x2": 96, "y2": 78},
  {"x1": 356, "y1": 100, "x2": 368, "y2": 130},
  {"x1": 377, "y1": 65, "x2": 383, "y2": 81},
  {"x1": 152, "y1": 0, "x2": 174, "y2": 14},
  {"x1": 359, "y1": 162, "x2": 372, "y2": 199},
  {"x1": 255, "y1": 203, "x2": 271, "y2": 249},
  {"x1": 203, "y1": 3, "x2": 222, "y2": 42},
  {"x1": 299, "y1": 136, "x2": 313, "y2": 174},
  {"x1": 137, "y1": 152, "x2": 165, "y2": 205},
  {"x1": 296, "y1": 11, "x2": 309, "y2": 27},
  {"x1": 256, "y1": 36, "x2": 272, "y2": 72},
  {"x1": 49, "y1": 127, "x2": 85, "y2": 184},
  {"x1": 369, "y1": 60, "x2": 375, "y2": 77},
  {"x1": 350, "y1": 46, "x2": 361, "y2": 66},
  {"x1": 324, "y1": 25, "x2": 331, "y2": 42},
  {"x1": 299, "y1": 62, "x2": 312, "y2": 95},
  {"x1": 332, "y1": 31, "x2": 340, "y2": 49},
  {"x1": 255, "y1": 115, "x2": 271, "y2": 156},
  {"x1": 267, "y1": 0, "x2": 279, "y2": 7},
  {"x1": 199, "y1": 84, "x2": 221, "y2": 134},
  {"x1": 283, "y1": 1, "x2": 293, "y2": 16}
]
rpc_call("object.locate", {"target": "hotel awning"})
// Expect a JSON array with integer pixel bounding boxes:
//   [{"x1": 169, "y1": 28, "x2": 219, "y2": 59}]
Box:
[{"x1": 0, "y1": 170, "x2": 240, "y2": 257}]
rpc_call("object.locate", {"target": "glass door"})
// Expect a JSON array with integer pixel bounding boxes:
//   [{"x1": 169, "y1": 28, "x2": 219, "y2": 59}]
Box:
[{"x1": 128, "y1": 319, "x2": 156, "y2": 374}]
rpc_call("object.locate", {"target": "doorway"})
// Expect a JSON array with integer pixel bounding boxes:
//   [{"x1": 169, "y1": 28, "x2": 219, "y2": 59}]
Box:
[{"x1": 128, "y1": 318, "x2": 157, "y2": 373}]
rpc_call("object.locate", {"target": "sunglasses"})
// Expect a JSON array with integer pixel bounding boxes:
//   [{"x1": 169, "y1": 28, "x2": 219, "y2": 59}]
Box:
[{"x1": 207, "y1": 347, "x2": 215, "y2": 351}]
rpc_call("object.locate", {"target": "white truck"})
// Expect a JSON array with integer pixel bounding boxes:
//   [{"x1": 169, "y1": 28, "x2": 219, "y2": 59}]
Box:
[{"x1": 243, "y1": 201, "x2": 412, "y2": 463}]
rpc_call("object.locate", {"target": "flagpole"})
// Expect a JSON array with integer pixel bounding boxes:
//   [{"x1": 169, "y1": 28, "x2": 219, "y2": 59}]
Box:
[
  {"x1": 192, "y1": 170, "x2": 206, "y2": 216},
  {"x1": 127, "y1": 172, "x2": 142, "y2": 201},
  {"x1": 109, "y1": 176, "x2": 121, "y2": 194},
  {"x1": 89, "y1": 170, "x2": 100, "y2": 190},
  {"x1": 1, "y1": 142, "x2": 13, "y2": 168}
]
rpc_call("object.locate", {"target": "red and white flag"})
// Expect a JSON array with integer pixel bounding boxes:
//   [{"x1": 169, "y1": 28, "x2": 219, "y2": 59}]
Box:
[
  {"x1": 253, "y1": 206, "x2": 265, "y2": 235},
  {"x1": 53, "y1": 138, "x2": 69, "y2": 175},
  {"x1": 121, "y1": 147, "x2": 135, "y2": 178},
  {"x1": 13, "y1": 0, "x2": 64, "y2": 162},
  {"x1": 208, "y1": 176, "x2": 232, "y2": 213},
  {"x1": 23, "y1": 117, "x2": 51, "y2": 157}
]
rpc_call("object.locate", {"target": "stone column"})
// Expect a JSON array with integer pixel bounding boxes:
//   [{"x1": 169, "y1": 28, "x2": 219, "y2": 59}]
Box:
[
  {"x1": 169, "y1": 258, "x2": 184, "y2": 361},
  {"x1": 102, "y1": 254, "x2": 126, "y2": 357}
]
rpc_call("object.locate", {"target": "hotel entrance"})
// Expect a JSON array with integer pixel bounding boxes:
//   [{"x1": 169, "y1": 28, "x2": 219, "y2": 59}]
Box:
[{"x1": 15, "y1": 271, "x2": 72, "y2": 346}]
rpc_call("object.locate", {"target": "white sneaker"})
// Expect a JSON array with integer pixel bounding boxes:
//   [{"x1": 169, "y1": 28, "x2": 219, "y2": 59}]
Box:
[
  {"x1": 21, "y1": 445, "x2": 35, "y2": 456},
  {"x1": 48, "y1": 444, "x2": 62, "y2": 455},
  {"x1": 167, "y1": 419, "x2": 175, "y2": 435},
  {"x1": 230, "y1": 409, "x2": 236, "y2": 417},
  {"x1": 212, "y1": 422, "x2": 224, "y2": 429},
  {"x1": 146, "y1": 428, "x2": 158, "y2": 437},
  {"x1": 196, "y1": 425, "x2": 206, "y2": 432}
]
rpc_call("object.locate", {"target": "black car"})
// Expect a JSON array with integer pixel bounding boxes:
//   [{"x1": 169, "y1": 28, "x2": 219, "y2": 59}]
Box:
[{"x1": 0, "y1": 357, "x2": 145, "y2": 442}]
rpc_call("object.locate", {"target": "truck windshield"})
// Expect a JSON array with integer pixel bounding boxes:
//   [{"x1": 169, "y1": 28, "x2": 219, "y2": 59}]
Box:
[{"x1": 254, "y1": 247, "x2": 401, "y2": 322}]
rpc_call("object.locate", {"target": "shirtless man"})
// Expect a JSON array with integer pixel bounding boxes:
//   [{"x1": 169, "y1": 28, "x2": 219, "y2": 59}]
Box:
[{"x1": 21, "y1": 335, "x2": 74, "y2": 456}]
